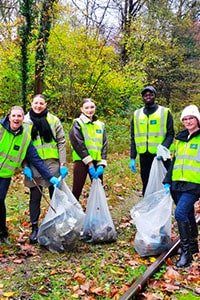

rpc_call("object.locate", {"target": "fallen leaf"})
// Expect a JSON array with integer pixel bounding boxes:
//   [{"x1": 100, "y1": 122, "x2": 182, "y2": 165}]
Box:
[
  {"x1": 80, "y1": 281, "x2": 91, "y2": 292},
  {"x1": 163, "y1": 266, "x2": 181, "y2": 280},
  {"x1": 49, "y1": 270, "x2": 57, "y2": 275},
  {"x1": 21, "y1": 221, "x2": 30, "y2": 227},
  {"x1": 38, "y1": 289, "x2": 49, "y2": 296},
  {"x1": 127, "y1": 260, "x2": 139, "y2": 266},
  {"x1": 3, "y1": 291, "x2": 15, "y2": 297},
  {"x1": 149, "y1": 257, "x2": 156, "y2": 263},
  {"x1": 16, "y1": 232, "x2": 28, "y2": 243},
  {"x1": 164, "y1": 283, "x2": 180, "y2": 292},
  {"x1": 13, "y1": 258, "x2": 24, "y2": 264},
  {"x1": 186, "y1": 275, "x2": 199, "y2": 283},
  {"x1": 90, "y1": 286, "x2": 104, "y2": 295},
  {"x1": 74, "y1": 272, "x2": 86, "y2": 284},
  {"x1": 73, "y1": 289, "x2": 85, "y2": 296},
  {"x1": 166, "y1": 257, "x2": 173, "y2": 265}
]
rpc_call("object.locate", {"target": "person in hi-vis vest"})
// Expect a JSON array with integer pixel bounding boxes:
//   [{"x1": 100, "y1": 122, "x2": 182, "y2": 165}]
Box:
[
  {"x1": 23, "y1": 94, "x2": 68, "y2": 244},
  {"x1": 163, "y1": 104, "x2": 200, "y2": 268},
  {"x1": 0, "y1": 106, "x2": 60, "y2": 245},
  {"x1": 69, "y1": 98, "x2": 108, "y2": 201},
  {"x1": 130, "y1": 86, "x2": 174, "y2": 195}
]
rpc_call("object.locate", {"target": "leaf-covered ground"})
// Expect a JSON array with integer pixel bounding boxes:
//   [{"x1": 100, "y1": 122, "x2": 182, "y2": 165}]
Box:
[{"x1": 0, "y1": 154, "x2": 199, "y2": 300}]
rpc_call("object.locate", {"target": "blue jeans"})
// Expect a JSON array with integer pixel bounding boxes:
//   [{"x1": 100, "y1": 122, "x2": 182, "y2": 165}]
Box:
[{"x1": 171, "y1": 191, "x2": 199, "y2": 223}]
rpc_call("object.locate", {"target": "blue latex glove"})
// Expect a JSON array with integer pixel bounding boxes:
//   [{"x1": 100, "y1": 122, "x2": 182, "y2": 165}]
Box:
[
  {"x1": 88, "y1": 166, "x2": 98, "y2": 179},
  {"x1": 23, "y1": 167, "x2": 33, "y2": 181},
  {"x1": 164, "y1": 183, "x2": 171, "y2": 194},
  {"x1": 130, "y1": 159, "x2": 137, "y2": 172},
  {"x1": 156, "y1": 156, "x2": 163, "y2": 161},
  {"x1": 96, "y1": 166, "x2": 104, "y2": 177},
  {"x1": 50, "y1": 176, "x2": 60, "y2": 188},
  {"x1": 60, "y1": 166, "x2": 68, "y2": 178}
]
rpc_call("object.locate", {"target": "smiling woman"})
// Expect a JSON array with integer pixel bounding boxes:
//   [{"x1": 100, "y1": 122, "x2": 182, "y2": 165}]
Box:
[
  {"x1": 8, "y1": 106, "x2": 24, "y2": 131},
  {"x1": 69, "y1": 98, "x2": 108, "y2": 202},
  {"x1": 163, "y1": 104, "x2": 200, "y2": 267},
  {"x1": 180, "y1": 106, "x2": 200, "y2": 137},
  {"x1": 23, "y1": 94, "x2": 68, "y2": 244},
  {"x1": 0, "y1": 106, "x2": 60, "y2": 244}
]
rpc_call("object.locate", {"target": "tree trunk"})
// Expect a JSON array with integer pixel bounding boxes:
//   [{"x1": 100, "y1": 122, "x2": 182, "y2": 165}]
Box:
[
  {"x1": 34, "y1": 0, "x2": 57, "y2": 95},
  {"x1": 19, "y1": 0, "x2": 34, "y2": 112},
  {"x1": 120, "y1": 0, "x2": 143, "y2": 66}
]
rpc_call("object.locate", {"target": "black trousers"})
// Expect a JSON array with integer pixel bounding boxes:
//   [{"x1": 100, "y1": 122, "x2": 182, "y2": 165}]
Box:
[
  {"x1": 0, "y1": 177, "x2": 11, "y2": 236},
  {"x1": 72, "y1": 160, "x2": 103, "y2": 201},
  {"x1": 139, "y1": 152, "x2": 171, "y2": 196},
  {"x1": 29, "y1": 185, "x2": 54, "y2": 224}
]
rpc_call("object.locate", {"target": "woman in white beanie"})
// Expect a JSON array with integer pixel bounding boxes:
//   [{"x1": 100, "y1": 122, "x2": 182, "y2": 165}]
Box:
[{"x1": 163, "y1": 104, "x2": 200, "y2": 267}]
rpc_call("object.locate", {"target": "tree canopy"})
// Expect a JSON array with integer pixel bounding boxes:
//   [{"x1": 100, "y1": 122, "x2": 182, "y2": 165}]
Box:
[{"x1": 0, "y1": 0, "x2": 200, "y2": 118}]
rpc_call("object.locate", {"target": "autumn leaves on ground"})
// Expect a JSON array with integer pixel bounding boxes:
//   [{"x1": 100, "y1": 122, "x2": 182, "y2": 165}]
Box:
[{"x1": 0, "y1": 119, "x2": 200, "y2": 300}]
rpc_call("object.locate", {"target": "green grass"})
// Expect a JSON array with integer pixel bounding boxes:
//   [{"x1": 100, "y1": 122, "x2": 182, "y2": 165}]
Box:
[{"x1": 0, "y1": 117, "x2": 199, "y2": 299}]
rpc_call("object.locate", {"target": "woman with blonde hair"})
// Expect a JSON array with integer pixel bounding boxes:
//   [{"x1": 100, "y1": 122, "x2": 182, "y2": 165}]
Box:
[{"x1": 0, "y1": 106, "x2": 59, "y2": 244}]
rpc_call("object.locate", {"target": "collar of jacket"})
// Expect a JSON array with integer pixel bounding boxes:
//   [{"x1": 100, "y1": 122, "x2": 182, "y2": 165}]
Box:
[
  {"x1": 143, "y1": 103, "x2": 159, "y2": 116},
  {"x1": 176, "y1": 128, "x2": 200, "y2": 142},
  {"x1": 79, "y1": 113, "x2": 97, "y2": 124},
  {"x1": 0, "y1": 115, "x2": 23, "y2": 136}
]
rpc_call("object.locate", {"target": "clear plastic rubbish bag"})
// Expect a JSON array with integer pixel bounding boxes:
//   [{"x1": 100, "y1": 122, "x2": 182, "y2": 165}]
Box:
[
  {"x1": 37, "y1": 180, "x2": 85, "y2": 253},
  {"x1": 144, "y1": 157, "x2": 167, "y2": 197},
  {"x1": 81, "y1": 178, "x2": 117, "y2": 243},
  {"x1": 156, "y1": 144, "x2": 171, "y2": 161},
  {"x1": 130, "y1": 189, "x2": 172, "y2": 257}
]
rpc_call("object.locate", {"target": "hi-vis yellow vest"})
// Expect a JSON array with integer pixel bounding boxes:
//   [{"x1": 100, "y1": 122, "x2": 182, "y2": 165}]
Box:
[
  {"x1": 133, "y1": 106, "x2": 169, "y2": 154},
  {"x1": 0, "y1": 125, "x2": 31, "y2": 178},
  {"x1": 24, "y1": 114, "x2": 59, "y2": 160},
  {"x1": 72, "y1": 118, "x2": 104, "y2": 162},
  {"x1": 172, "y1": 136, "x2": 200, "y2": 184}
]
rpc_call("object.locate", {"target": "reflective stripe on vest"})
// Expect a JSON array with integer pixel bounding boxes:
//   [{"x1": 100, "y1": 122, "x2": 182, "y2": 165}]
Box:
[
  {"x1": 172, "y1": 137, "x2": 200, "y2": 184},
  {"x1": 25, "y1": 114, "x2": 59, "y2": 160},
  {"x1": 0, "y1": 125, "x2": 31, "y2": 178},
  {"x1": 133, "y1": 106, "x2": 169, "y2": 154},
  {"x1": 72, "y1": 118, "x2": 104, "y2": 161}
]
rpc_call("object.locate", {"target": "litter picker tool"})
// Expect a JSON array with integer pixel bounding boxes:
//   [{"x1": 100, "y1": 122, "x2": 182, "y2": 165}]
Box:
[{"x1": 32, "y1": 178, "x2": 56, "y2": 213}]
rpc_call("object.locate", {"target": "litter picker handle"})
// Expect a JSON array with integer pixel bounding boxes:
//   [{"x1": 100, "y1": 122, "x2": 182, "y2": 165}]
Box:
[{"x1": 32, "y1": 178, "x2": 56, "y2": 214}]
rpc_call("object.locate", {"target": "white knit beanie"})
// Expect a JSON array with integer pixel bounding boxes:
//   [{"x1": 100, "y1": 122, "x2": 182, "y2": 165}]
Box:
[{"x1": 180, "y1": 105, "x2": 200, "y2": 124}]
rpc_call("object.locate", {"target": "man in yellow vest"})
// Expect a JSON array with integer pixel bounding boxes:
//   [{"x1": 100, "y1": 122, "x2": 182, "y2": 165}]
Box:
[
  {"x1": 130, "y1": 86, "x2": 174, "y2": 195},
  {"x1": 0, "y1": 106, "x2": 60, "y2": 244}
]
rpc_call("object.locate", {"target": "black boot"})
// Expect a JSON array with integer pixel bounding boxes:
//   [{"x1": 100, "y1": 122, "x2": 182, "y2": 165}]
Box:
[
  {"x1": 0, "y1": 226, "x2": 11, "y2": 245},
  {"x1": 176, "y1": 222, "x2": 192, "y2": 268},
  {"x1": 30, "y1": 224, "x2": 38, "y2": 244},
  {"x1": 190, "y1": 220, "x2": 199, "y2": 255}
]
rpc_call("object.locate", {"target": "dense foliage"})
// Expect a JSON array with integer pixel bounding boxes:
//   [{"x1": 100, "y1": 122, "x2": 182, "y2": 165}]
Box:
[{"x1": 0, "y1": 0, "x2": 200, "y2": 118}]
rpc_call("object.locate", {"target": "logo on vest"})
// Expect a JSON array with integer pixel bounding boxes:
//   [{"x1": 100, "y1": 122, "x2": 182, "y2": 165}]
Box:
[
  {"x1": 96, "y1": 129, "x2": 102, "y2": 133},
  {"x1": 190, "y1": 144, "x2": 198, "y2": 149},
  {"x1": 14, "y1": 145, "x2": 20, "y2": 151},
  {"x1": 150, "y1": 120, "x2": 157, "y2": 125}
]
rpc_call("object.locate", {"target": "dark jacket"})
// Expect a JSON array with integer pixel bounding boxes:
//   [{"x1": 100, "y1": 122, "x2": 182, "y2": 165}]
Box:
[
  {"x1": 163, "y1": 128, "x2": 200, "y2": 196},
  {"x1": 130, "y1": 103, "x2": 174, "y2": 159},
  {"x1": 0, "y1": 115, "x2": 52, "y2": 180}
]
